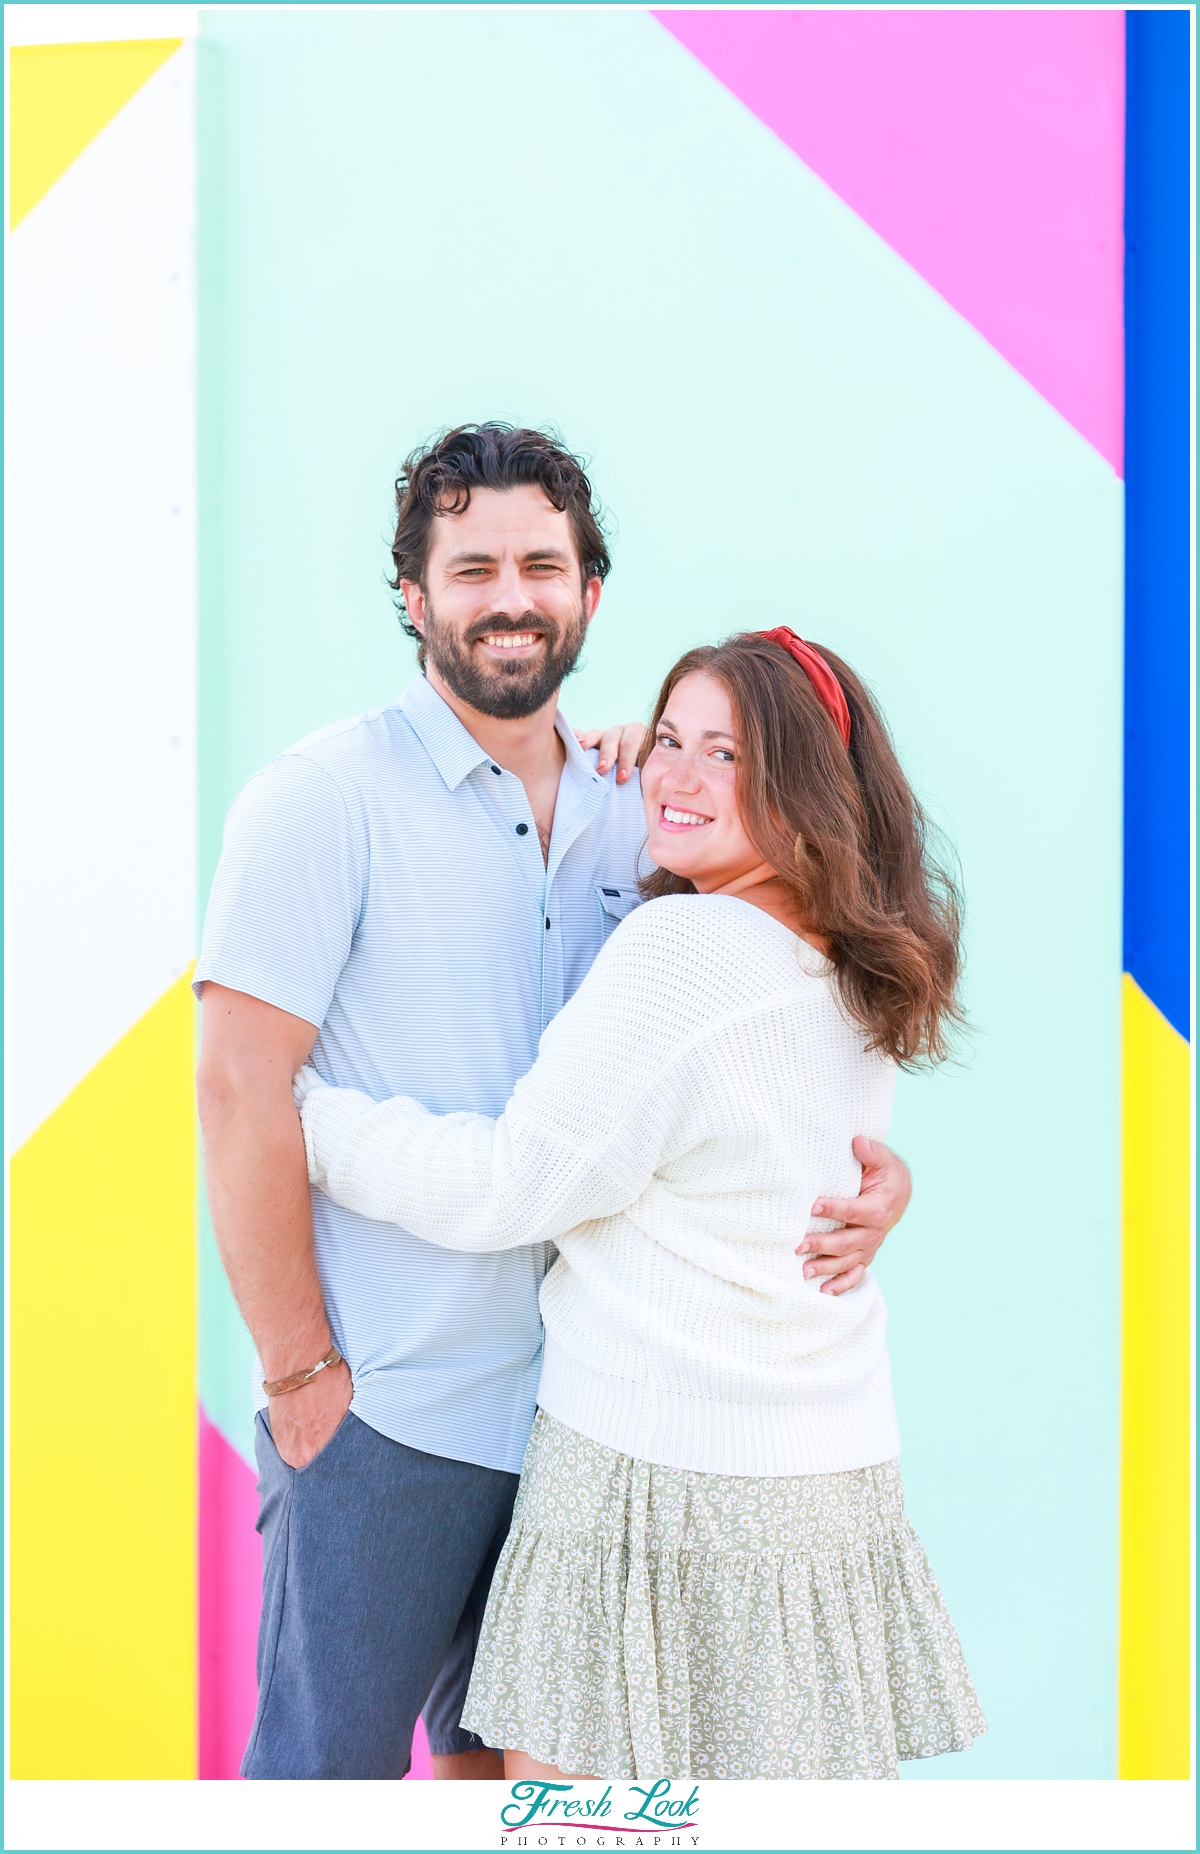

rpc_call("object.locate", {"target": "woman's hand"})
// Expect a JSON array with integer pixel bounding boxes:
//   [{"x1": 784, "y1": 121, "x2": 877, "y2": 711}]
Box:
[
  {"x1": 797, "y1": 1137, "x2": 912, "y2": 1295},
  {"x1": 574, "y1": 721, "x2": 647, "y2": 782}
]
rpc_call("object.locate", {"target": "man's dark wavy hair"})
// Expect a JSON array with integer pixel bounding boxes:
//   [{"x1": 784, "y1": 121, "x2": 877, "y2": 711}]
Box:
[{"x1": 390, "y1": 424, "x2": 612, "y2": 666}]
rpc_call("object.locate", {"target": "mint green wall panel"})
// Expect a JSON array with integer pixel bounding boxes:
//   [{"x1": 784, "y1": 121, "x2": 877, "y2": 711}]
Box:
[{"x1": 198, "y1": 8, "x2": 1122, "y2": 1776}]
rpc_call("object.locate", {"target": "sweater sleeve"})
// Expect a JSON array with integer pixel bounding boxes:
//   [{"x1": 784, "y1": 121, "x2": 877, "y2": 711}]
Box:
[{"x1": 299, "y1": 902, "x2": 699, "y2": 1252}]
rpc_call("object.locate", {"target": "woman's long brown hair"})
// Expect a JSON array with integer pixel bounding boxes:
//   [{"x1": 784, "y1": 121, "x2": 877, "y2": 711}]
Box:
[{"x1": 639, "y1": 634, "x2": 964, "y2": 1067}]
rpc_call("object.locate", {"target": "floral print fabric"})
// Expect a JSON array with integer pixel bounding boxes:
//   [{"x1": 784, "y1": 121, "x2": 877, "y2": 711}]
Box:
[{"x1": 461, "y1": 1410, "x2": 986, "y2": 1780}]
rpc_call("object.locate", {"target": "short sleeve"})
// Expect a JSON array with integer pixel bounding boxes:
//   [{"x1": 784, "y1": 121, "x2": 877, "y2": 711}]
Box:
[{"x1": 195, "y1": 753, "x2": 365, "y2": 1030}]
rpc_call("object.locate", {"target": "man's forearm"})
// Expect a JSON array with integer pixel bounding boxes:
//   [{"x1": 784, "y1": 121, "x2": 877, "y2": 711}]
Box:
[
  {"x1": 200, "y1": 1085, "x2": 331, "y2": 1380},
  {"x1": 197, "y1": 982, "x2": 351, "y2": 1469}
]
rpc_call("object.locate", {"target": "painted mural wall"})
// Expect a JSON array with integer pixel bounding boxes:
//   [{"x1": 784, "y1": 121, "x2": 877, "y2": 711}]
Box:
[
  {"x1": 5, "y1": 3, "x2": 1190, "y2": 1787},
  {"x1": 195, "y1": 4, "x2": 1133, "y2": 1783}
]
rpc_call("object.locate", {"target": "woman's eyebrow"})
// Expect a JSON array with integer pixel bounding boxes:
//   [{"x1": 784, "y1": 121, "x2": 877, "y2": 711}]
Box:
[{"x1": 655, "y1": 718, "x2": 734, "y2": 742}]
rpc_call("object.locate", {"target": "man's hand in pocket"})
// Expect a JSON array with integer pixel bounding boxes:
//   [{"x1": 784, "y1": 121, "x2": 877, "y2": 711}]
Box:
[{"x1": 269, "y1": 1357, "x2": 354, "y2": 1468}]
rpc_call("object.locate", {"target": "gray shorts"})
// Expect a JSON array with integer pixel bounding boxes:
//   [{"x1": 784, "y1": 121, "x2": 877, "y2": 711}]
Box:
[{"x1": 242, "y1": 1408, "x2": 519, "y2": 1779}]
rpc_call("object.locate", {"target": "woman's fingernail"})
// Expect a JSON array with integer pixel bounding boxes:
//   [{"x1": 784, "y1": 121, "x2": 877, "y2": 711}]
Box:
[
  {"x1": 617, "y1": 768, "x2": 628, "y2": 782},
  {"x1": 803, "y1": 1265, "x2": 814, "y2": 1278},
  {"x1": 597, "y1": 760, "x2": 609, "y2": 772},
  {"x1": 812, "y1": 1203, "x2": 824, "y2": 1217}
]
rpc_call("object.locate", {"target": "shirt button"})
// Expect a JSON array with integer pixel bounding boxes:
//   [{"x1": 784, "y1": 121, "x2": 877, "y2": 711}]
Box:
[
  {"x1": 515, "y1": 822, "x2": 529, "y2": 836},
  {"x1": 545, "y1": 917, "x2": 551, "y2": 930},
  {"x1": 491, "y1": 764, "x2": 501, "y2": 775}
]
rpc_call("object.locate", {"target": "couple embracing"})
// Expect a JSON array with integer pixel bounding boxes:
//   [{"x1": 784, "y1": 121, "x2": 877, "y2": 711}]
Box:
[{"x1": 197, "y1": 423, "x2": 985, "y2": 1782}]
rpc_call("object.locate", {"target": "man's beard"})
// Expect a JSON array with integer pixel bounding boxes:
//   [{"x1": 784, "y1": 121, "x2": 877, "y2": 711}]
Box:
[{"x1": 422, "y1": 600, "x2": 589, "y2": 720}]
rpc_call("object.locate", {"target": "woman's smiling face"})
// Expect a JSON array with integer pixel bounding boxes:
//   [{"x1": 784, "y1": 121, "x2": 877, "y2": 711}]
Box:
[{"x1": 641, "y1": 672, "x2": 766, "y2": 892}]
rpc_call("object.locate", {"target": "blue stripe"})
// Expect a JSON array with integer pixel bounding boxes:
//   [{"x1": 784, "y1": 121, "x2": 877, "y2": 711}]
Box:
[{"x1": 1123, "y1": 9, "x2": 1192, "y2": 1041}]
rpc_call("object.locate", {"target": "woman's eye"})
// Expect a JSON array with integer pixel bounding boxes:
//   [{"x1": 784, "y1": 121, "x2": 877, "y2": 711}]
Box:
[
  {"x1": 655, "y1": 734, "x2": 680, "y2": 751},
  {"x1": 713, "y1": 749, "x2": 735, "y2": 764}
]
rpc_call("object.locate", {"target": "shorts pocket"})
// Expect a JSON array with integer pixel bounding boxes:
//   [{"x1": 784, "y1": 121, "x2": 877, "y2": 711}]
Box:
[
  {"x1": 260, "y1": 1405, "x2": 356, "y2": 1475},
  {"x1": 293, "y1": 1407, "x2": 357, "y2": 1475}
]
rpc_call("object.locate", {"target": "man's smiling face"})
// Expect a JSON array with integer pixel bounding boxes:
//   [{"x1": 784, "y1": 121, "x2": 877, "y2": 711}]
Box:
[{"x1": 401, "y1": 484, "x2": 602, "y2": 720}]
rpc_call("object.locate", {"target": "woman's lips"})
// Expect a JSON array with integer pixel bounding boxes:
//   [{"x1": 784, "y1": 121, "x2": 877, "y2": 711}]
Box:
[{"x1": 657, "y1": 805, "x2": 713, "y2": 832}]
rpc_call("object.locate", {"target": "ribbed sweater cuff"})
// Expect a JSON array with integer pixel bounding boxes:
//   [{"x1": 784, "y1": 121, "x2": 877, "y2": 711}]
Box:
[{"x1": 538, "y1": 1337, "x2": 900, "y2": 1477}]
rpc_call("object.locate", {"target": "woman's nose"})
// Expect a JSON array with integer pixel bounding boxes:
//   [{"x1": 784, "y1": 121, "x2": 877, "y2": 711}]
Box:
[{"x1": 666, "y1": 758, "x2": 703, "y2": 793}]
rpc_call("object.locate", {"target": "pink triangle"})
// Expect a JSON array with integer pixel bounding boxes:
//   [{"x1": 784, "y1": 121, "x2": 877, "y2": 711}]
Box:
[
  {"x1": 199, "y1": 1408, "x2": 262, "y2": 1778},
  {"x1": 655, "y1": 9, "x2": 1125, "y2": 472}
]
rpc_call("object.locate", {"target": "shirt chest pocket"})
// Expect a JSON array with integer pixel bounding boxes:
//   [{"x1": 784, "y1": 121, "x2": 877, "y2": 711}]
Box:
[{"x1": 595, "y1": 883, "x2": 640, "y2": 940}]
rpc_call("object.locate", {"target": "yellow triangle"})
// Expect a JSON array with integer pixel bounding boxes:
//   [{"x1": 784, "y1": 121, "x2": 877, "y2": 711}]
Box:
[
  {"x1": 10, "y1": 972, "x2": 197, "y2": 1776},
  {"x1": 9, "y1": 38, "x2": 183, "y2": 230}
]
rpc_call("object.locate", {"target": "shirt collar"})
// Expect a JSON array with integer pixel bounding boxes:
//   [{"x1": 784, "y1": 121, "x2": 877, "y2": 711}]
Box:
[
  {"x1": 398, "y1": 673, "x2": 610, "y2": 801},
  {"x1": 398, "y1": 675, "x2": 492, "y2": 791},
  {"x1": 554, "y1": 710, "x2": 608, "y2": 795}
]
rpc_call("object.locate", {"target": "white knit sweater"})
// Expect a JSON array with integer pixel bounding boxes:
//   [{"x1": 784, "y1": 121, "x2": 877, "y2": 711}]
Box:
[{"x1": 300, "y1": 894, "x2": 900, "y2": 1476}]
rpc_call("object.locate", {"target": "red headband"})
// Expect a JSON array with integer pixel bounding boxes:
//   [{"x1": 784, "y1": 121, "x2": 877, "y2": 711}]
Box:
[{"x1": 758, "y1": 627, "x2": 852, "y2": 748}]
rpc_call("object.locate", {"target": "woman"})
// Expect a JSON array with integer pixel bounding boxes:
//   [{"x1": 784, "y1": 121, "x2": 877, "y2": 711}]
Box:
[{"x1": 294, "y1": 629, "x2": 985, "y2": 1781}]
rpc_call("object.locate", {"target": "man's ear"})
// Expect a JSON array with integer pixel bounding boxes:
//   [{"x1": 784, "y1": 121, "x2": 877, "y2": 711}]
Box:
[
  {"x1": 400, "y1": 579, "x2": 426, "y2": 633},
  {"x1": 583, "y1": 576, "x2": 602, "y2": 626}
]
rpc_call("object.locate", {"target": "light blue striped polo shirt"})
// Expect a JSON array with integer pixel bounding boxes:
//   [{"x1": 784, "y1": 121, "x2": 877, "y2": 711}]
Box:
[{"x1": 196, "y1": 674, "x2": 649, "y2": 1473}]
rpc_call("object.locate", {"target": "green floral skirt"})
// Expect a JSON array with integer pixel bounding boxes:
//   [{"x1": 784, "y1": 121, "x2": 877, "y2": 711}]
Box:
[{"x1": 461, "y1": 1409, "x2": 985, "y2": 1781}]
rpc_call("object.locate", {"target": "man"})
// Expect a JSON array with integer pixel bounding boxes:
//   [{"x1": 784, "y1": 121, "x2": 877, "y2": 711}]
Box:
[{"x1": 196, "y1": 424, "x2": 911, "y2": 1781}]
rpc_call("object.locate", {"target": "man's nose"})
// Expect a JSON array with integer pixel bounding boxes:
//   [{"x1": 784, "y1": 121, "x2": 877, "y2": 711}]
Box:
[{"x1": 488, "y1": 561, "x2": 527, "y2": 613}]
